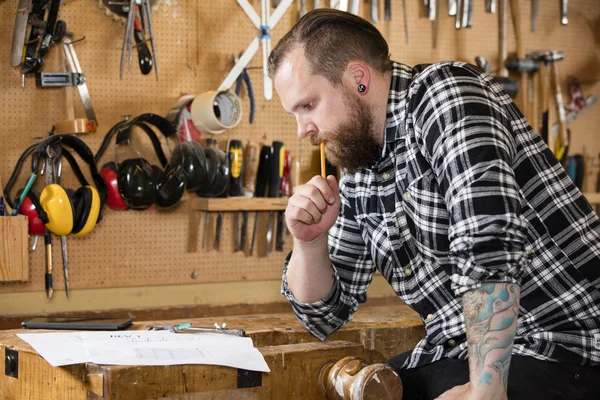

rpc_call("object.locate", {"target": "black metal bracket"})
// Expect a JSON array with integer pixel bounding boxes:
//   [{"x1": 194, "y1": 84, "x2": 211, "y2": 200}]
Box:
[{"x1": 5, "y1": 348, "x2": 18, "y2": 379}]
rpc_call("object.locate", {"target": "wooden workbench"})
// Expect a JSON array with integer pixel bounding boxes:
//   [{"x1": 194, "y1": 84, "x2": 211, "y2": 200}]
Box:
[{"x1": 0, "y1": 304, "x2": 424, "y2": 400}]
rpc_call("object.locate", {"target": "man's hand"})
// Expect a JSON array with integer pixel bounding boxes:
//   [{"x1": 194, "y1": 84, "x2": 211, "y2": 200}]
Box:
[
  {"x1": 435, "y1": 382, "x2": 507, "y2": 400},
  {"x1": 285, "y1": 175, "x2": 340, "y2": 243}
]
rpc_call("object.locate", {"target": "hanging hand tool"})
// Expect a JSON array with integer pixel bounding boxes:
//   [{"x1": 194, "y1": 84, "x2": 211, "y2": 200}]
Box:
[
  {"x1": 560, "y1": 0, "x2": 568, "y2": 25},
  {"x1": 250, "y1": 145, "x2": 271, "y2": 256},
  {"x1": 133, "y1": 2, "x2": 153, "y2": 75},
  {"x1": 243, "y1": 142, "x2": 259, "y2": 197},
  {"x1": 222, "y1": 0, "x2": 292, "y2": 100},
  {"x1": 234, "y1": 54, "x2": 256, "y2": 124},
  {"x1": 229, "y1": 140, "x2": 246, "y2": 253},
  {"x1": 299, "y1": 0, "x2": 307, "y2": 19},
  {"x1": 384, "y1": 0, "x2": 391, "y2": 21},
  {"x1": 370, "y1": 0, "x2": 378, "y2": 24},
  {"x1": 267, "y1": 141, "x2": 284, "y2": 256},
  {"x1": 36, "y1": 39, "x2": 98, "y2": 131},
  {"x1": 486, "y1": 0, "x2": 496, "y2": 13},
  {"x1": 10, "y1": 0, "x2": 33, "y2": 67},
  {"x1": 16, "y1": 0, "x2": 71, "y2": 88},
  {"x1": 350, "y1": 0, "x2": 359, "y2": 15},
  {"x1": 43, "y1": 139, "x2": 55, "y2": 299},
  {"x1": 448, "y1": 0, "x2": 457, "y2": 16},
  {"x1": 52, "y1": 152, "x2": 70, "y2": 297},
  {"x1": 402, "y1": 0, "x2": 409, "y2": 44},
  {"x1": 314, "y1": 0, "x2": 322, "y2": 8},
  {"x1": 530, "y1": 0, "x2": 539, "y2": 32},
  {"x1": 276, "y1": 150, "x2": 291, "y2": 251},
  {"x1": 429, "y1": 0, "x2": 437, "y2": 21},
  {"x1": 120, "y1": 0, "x2": 158, "y2": 80},
  {"x1": 509, "y1": 0, "x2": 528, "y2": 120},
  {"x1": 214, "y1": 211, "x2": 223, "y2": 250},
  {"x1": 455, "y1": 0, "x2": 462, "y2": 29}
]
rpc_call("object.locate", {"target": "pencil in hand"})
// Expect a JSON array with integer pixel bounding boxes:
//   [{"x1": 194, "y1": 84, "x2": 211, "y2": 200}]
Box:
[{"x1": 320, "y1": 142, "x2": 326, "y2": 178}]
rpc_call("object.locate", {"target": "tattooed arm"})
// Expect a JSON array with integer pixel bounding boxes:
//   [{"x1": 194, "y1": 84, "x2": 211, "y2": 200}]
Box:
[{"x1": 463, "y1": 283, "x2": 520, "y2": 398}]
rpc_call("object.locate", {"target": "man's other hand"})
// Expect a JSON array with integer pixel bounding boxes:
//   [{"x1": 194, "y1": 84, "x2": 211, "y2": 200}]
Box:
[{"x1": 285, "y1": 175, "x2": 340, "y2": 243}]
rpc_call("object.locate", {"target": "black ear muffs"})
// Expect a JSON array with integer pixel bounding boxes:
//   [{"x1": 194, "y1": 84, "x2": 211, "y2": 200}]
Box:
[
  {"x1": 155, "y1": 164, "x2": 187, "y2": 208},
  {"x1": 196, "y1": 147, "x2": 230, "y2": 198},
  {"x1": 117, "y1": 158, "x2": 156, "y2": 210},
  {"x1": 170, "y1": 141, "x2": 208, "y2": 191}
]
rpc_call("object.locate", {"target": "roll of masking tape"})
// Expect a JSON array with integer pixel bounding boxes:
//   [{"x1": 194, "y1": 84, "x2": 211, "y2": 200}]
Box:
[{"x1": 190, "y1": 90, "x2": 242, "y2": 135}]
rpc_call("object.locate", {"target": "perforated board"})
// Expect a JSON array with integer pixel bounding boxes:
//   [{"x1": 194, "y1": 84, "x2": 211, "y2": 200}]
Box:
[{"x1": 0, "y1": 0, "x2": 598, "y2": 294}]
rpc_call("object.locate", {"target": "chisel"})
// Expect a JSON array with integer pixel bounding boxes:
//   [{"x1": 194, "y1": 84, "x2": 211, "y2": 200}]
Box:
[
  {"x1": 229, "y1": 139, "x2": 245, "y2": 252},
  {"x1": 276, "y1": 150, "x2": 291, "y2": 251},
  {"x1": 250, "y1": 145, "x2": 271, "y2": 256},
  {"x1": 266, "y1": 141, "x2": 284, "y2": 256}
]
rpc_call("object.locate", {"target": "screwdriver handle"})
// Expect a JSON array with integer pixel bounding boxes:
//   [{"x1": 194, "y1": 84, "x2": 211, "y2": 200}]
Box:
[
  {"x1": 243, "y1": 142, "x2": 259, "y2": 196},
  {"x1": 228, "y1": 139, "x2": 245, "y2": 197},
  {"x1": 280, "y1": 150, "x2": 292, "y2": 197},
  {"x1": 268, "y1": 141, "x2": 285, "y2": 198},
  {"x1": 254, "y1": 145, "x2": 271, "y2": 198}
]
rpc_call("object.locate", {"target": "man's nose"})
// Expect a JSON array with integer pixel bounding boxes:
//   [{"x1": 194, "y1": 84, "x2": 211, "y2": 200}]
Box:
[{"x1": 296, "y1": 118, "x2": 313, "y2": 139}]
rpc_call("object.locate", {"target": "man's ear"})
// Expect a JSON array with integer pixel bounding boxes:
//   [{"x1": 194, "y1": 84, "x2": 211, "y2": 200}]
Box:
[{"x1": 347, "y1": 61, "x2": 371, "y2": 94}]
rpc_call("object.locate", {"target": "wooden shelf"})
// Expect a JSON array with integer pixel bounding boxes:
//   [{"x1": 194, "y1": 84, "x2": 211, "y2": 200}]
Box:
[
  {"x1": 583, "y1": 192, "x2": 600, "y2": 205},
  {"x1": 190, "y1": 197, "x2": 289, "y2": 212},
  {"x1": 187, "y1": 197, "x2": 289, "y2": 253}
]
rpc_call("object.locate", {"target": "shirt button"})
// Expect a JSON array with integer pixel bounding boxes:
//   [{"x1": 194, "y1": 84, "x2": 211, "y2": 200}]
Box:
[
  {"x1": 404, "y1": 268, "x2": 412, "y2": 276},
  {"x1": 526, "y1": 249, "x2": 533, "y2": 255},
  {"x1": 405, "y1": 191, "x2": 411, "y2": 198},
  {"x1": 447, "y1": 339, "x2": 456, "y2": 347},
  {"x1": 426, "y1": 314, "x2": 434, "y2": 322},
  {"x1": 382, "y1": 172, "x2": 390, "y2": 180},
  {"x1": 394, "y1": 218, "x2": 399, "y2": 228}
]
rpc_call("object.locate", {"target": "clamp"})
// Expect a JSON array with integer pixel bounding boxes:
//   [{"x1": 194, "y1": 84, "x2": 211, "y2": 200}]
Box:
[{"x1": 218, "y1": 0, "x2": 293, "y2": 100}]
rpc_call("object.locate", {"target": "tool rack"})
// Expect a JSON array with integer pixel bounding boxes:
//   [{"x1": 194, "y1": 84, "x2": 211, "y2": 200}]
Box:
[{"x1": 187, "y1": 197, "x2": 288, "y2": 253}]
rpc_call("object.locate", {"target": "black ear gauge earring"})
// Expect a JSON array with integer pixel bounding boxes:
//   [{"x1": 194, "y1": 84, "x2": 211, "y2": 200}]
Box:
[{"x1": 358, "y1": 84, "x2": 366, "y2": 92}]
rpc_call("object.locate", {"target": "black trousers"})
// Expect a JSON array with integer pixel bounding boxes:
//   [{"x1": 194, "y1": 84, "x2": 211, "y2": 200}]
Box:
[{"x1": 388, "y1": 352, "x2": 600, "y2": 400}]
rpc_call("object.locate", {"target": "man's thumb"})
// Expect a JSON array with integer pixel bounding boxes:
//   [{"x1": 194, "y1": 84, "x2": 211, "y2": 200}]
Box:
[{"x1": 326, "y1": 175, "x2": 340, "y2": 203}]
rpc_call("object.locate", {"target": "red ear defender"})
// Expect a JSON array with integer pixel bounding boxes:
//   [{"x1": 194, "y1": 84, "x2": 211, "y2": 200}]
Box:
[
  {"x1": 100, "y1": 162, "x2": 129, "y2": 210},
  {"x1": 19, "y1": 195, "x2": 46, "y2": 236}
]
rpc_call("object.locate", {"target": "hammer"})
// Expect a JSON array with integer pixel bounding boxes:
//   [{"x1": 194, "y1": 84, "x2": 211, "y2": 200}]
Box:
[
  {"x1": 475, "y1": 56, "x2": 519, "y2": 99},
  {"x1": 528, "y1": 50, "x2": 567, "y2": 160},
  {"x1": 504, "y1": 56, "x2": 539, "y2": 130}
]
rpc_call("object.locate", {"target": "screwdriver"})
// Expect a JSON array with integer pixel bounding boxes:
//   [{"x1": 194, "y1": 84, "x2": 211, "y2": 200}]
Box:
[
  {"x1": 228, "y1": 139, "x2": 246, "y2": 252},
  {"x1": 243, "y1": 142, "x2": 259, "y2": 197},
  {"x1": 267, "y1": 141, "x2": 285, "y2": 256},
  {"x1": 250, "y1": 145, "x2": 271, "y2": 256}
]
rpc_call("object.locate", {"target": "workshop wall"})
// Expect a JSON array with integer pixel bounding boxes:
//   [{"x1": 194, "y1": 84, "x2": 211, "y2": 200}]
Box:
[{"x1": 0, "y1": 0, "x2": 598, "y2": 316}]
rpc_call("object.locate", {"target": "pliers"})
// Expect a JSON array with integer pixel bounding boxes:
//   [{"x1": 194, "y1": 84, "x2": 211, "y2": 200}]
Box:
[{"x1": 234, "y1": 54, "x2": 255, "y2": 124}]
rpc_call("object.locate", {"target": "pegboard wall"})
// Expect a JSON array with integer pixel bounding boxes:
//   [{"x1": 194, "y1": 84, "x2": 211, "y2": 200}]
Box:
[{"x1": 0, "y1": 0, "x2": 598, "y2": 300}]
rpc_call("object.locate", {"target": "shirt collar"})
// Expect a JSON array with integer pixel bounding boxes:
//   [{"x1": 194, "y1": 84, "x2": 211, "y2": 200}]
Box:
[{"x1": 381, "y1": 61, "x2": 415, "y2": 156}]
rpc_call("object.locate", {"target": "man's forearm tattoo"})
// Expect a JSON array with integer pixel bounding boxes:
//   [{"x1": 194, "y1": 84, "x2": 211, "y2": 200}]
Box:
[{"x1": 463, "y1": 283, "x2": 520, "y2": 391}]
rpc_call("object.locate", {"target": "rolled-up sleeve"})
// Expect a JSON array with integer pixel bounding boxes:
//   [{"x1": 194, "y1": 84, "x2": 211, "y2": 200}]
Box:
[
  {"x1": 281, "y1": 176, "x2": 376, "y2": 339},
  {"x1": 410, "y1": 64, "x2": 528, "y2": 296}
]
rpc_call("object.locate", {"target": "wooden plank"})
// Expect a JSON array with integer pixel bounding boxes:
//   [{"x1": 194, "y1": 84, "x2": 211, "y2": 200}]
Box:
[
  {"x1": 191, "y1": 197, "x2": 289, "y2": 212},
  {"x1": 0, "y1": 216, "x2": 29, "y2": 282},
  {"x1": 583, "y1": 192, "x2": 600, "y2": 205}
]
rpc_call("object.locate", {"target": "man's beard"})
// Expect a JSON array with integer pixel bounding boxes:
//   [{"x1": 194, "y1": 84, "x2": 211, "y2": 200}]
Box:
[{"x1": 311, "y1": 89, "x2": 379, "y2": 174}]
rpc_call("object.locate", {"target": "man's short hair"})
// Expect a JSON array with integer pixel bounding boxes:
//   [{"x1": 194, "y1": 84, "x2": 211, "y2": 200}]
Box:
[{"x1": 268, "y1": 9, "x2": 393, "y2": 85}]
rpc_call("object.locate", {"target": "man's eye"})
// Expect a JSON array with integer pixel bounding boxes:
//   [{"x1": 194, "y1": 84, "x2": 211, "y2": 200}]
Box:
[{"x1": 303, "y1": 102, "x2": 313, "y2": 110}]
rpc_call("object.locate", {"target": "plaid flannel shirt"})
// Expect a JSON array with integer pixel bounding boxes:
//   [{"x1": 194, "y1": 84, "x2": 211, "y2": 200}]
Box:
[{"x1": 281, "y1": 61, "x2": 600, "y2": 369}]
